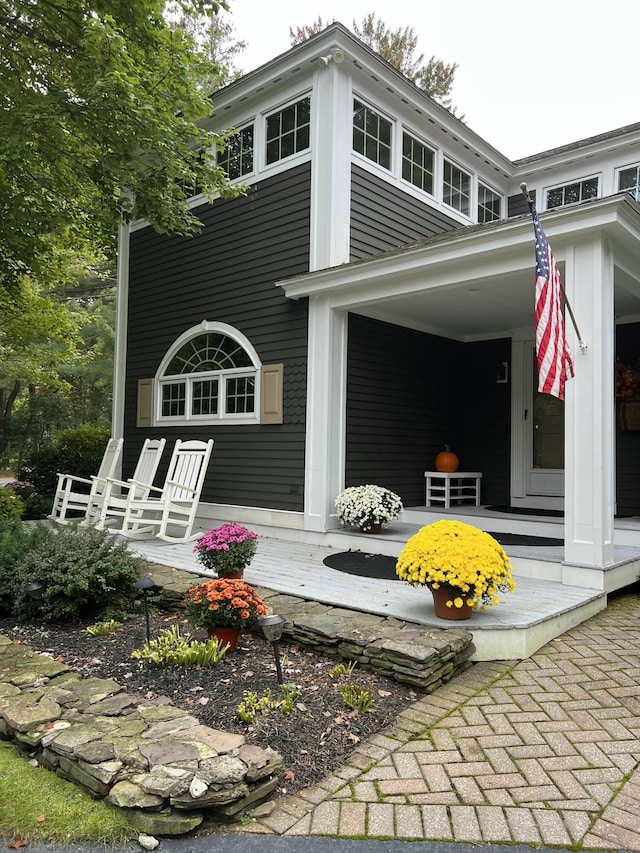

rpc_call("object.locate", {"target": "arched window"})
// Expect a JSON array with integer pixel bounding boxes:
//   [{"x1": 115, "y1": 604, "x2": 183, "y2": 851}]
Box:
[{"x1": 156, "y1": 322, "x2": 261, "y2": 425}]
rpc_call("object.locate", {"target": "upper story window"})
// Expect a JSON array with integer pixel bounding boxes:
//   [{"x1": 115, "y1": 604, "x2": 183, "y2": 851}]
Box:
[
  {"x1": 402, "y1": 132, "x2": 434, "y2": 194},
  {"x1": 618, "y1": 164, "x2": 640, "y2": 201},
  {"x1": 477, "y1": 183, "x2": 502, "y2": 223},
  {"x1": 353, "y1": 100, "x2": 391, "y2": 170},
  {"x1": 218, "y1": 125, "x2": 254, "y2": 179},
  {"x1": 156, "y1": 323, "x2": 260, "y2": 425},
  {"x1": 546, "y1": 177, "x2": 598, "y2": 209},
  {"x1": 266, "y1": 97, "x2": 311, "y2": 165},
  {"x1": 442, "y1": 159, "x2": 470, "y2": 215}
]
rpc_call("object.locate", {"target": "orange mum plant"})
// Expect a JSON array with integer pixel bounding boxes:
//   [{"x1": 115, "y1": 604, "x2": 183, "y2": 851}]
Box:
[{"x1": 184, "y1": 578, "x2": 268, "y2": 631}]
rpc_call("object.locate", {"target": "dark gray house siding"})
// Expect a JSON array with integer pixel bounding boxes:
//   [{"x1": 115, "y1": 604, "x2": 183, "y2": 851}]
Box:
[
  {"x1": 350, "y1": 165, "x2": 459, "y2": 259},
  {"x1": 507, "y1": 191, "x2": 535, "y2": 218},
  {"x1": 615, "y1": 322, "x2": 640, "y2": 515},
  {"x1": 345, "y1": 314, "x2": 465, "y2": 506},
  {"x1": 124, "y1": 163, "x2": 312, "y2": 512},
  {"x1": 345, "y1": 316, "x2": 511, "y2": 508}
]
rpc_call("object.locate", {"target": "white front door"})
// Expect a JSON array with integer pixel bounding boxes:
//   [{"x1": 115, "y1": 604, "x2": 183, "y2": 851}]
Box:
[{"x1": 511, "y1": 339, "x2": 564, "y2": 508}]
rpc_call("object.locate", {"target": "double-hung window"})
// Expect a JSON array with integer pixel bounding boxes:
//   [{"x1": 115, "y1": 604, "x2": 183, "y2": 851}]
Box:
[
  {"x1": 353, "y1": 100, "x2": 392, "y2": 170},
  {"x1": 546, "y1": 177, "x2": 598, "y2": 209},
  {"x1": 617, "y1": 164, "x2": 640, "y2": 201},
  {"x1": 477, "y1": 183, "x2": 502, "y2": 223},
  {"x1": 157, "y1": 324, "x2": 260, "y2": 424},
  {"x1": 218, "y1": 125, "x2": 255, "y2": 179},
  {"x1": 402, "y1": 132, "x2": 434, "y2": 194},
  {"x1": 442, "y1": 159, "x2": 470, "y2": 215},
  {"x1": 266, "y1": 97, "x2": 311, "y2": 164}
]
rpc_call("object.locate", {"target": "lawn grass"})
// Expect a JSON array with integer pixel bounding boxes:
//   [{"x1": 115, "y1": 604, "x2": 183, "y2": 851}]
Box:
[{"x1": 0, "y1": 741, "x2": 137, "y2": 846}]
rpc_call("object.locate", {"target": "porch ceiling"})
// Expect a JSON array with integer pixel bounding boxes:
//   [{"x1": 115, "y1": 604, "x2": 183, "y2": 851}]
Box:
[
  {"x1": 354, "y1": 269, "x2": 534, "y2": 341},
  {"x1": 353, "y1": 265, "x2": 640, "y2": 341}
]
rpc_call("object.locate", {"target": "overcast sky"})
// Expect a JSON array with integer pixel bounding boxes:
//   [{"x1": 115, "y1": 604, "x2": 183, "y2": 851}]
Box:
[{"x1": 226, "y1": 0, "x2": 639, "y2": 161}]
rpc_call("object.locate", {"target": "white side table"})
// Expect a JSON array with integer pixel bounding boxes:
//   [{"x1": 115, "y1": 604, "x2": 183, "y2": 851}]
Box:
[{"x1": 424, "y1": 471, "x2": 482, "y2": 509}]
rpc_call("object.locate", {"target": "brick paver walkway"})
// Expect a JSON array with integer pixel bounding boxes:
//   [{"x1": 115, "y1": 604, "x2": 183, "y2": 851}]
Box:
[{"x1": 250, "y1": 591, "x2": 640, "y2": 849}]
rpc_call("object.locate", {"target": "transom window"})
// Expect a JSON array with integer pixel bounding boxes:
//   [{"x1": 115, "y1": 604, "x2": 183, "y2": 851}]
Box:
[
  {"x1": 266, "y1": 97, "x2": 311, "y2": 164},
  {"x1": 157, "y1": 324, "x2": 260, "y2": 424},
  {"x1": 442, "y1": 159, "x2": 470, "y2": 215},
  {"x1": 218, "y1": 125, "x2": 254, "y2": 180},
  {"x1": 477, "y1": 183, "x2": 502, "y2": 223},
  {"x1": 618, "y1": 164, "x2": 640, "y2": 201},
  {"x1": 402, "y1": 132, "x2": 434, "y2": 194},
  {"x1": 546, "y1": 177, "x2": 598, "y2": 209},
  {"x1": 353, "y1": 100, "x2": 391, "y2": 170}
]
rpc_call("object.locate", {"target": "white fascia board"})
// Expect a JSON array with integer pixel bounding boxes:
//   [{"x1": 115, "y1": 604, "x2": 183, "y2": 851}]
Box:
[
  {"x1": 513, "y1": 125, "x2": 640, "y2": 176},
  {"x1": 279, "y1": 195, "x2": 640, "y2": 307}
]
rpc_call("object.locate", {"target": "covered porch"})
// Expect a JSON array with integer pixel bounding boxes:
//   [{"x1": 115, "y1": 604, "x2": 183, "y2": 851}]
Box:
[{"x1": 280, "y1": 194, "x2": 640, "y2": 569}]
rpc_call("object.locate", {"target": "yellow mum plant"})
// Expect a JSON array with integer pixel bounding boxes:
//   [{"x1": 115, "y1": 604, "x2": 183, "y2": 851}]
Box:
[{"x1": 395, "y1": 520, "x2": 515, "y2": 610}]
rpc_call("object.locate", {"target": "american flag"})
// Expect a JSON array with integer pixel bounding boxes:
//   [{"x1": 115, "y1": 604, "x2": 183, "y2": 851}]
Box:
[{"x1": 528, "y1": 201, "x2": 574, "y2": 400}]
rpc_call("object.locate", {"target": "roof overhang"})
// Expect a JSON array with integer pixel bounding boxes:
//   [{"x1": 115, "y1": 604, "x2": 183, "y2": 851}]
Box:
[{"x1": 278, "y1": 194, "x2": 640, "y2": 341}]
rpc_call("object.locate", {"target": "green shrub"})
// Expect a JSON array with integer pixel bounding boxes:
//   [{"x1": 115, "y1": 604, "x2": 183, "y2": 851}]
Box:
[
  {"x1": 1, "y1": 481, "x2": 49, "y2": 520},
  {"x1": 0, "y1": 487, "x2": 24, "y2": 522},
  {"x1": 17, "y1": 424, "x2": 111, "y2": 497},
  {"x1": 12, "y1": 526, "x2": 144, "y2": 622},
  {"x1": 0, "y1": 519, "x2": 50, "y2": 616}
]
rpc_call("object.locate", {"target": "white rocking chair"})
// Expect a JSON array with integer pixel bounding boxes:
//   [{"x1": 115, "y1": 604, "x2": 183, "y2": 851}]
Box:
[
  {"x1": 48, "y1": 437, "x2": 124, "y2": 525},
  {"x1": 92, "y1": 437, "x2": 167, "y2": 530},
  {"x1": 112, "y1": 439, "x2": 214, "y2": 543}
]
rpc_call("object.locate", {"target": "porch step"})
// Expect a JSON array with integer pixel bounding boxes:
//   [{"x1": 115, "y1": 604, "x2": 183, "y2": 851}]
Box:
[
  {"x1": 402, "y1": 506, "x2": 563, "y2": 539},
  {"x1": 123, "y1": 534, "x2": 607, "y2": 664}
]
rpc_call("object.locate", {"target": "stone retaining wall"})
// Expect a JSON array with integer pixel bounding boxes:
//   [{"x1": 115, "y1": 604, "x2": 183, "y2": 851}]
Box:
[
  {"x1": 0, "y1": 566, "x2": 475, "y2": 838},
  {"x1": 150, "y1": 565, "x2": 476, "y2": 693},
  {"x1": 0, "y1": 636, "x2": 282, "y2": 836}
]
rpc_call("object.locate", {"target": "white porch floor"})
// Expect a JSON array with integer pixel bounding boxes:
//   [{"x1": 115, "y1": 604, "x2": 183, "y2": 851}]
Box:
[{"x1": 120, "y1": 508, "x2": 640, "y2": 663}]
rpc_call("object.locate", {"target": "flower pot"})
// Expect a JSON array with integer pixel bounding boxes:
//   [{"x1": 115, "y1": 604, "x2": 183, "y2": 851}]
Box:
[
  {"x1": 359, "y1": 522, "x2": 382, "y2": 534},
  {"x1": 429, "y1": 585, "x2": 472, "y2": 621},
  {"x1": 219, "y1": 568, "x2": 244, "y2": 579},
  {"x1": 207, "y1": 627, "x2": 240, "y2": 650}
]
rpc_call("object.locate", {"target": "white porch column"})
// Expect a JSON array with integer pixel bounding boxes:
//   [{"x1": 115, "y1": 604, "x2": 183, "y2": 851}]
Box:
[
  {"x1": 303, "y1": 295, "x2": 347, "y2": 531},
  {"x1": 563, "y1": 235, "x2": 615, "y2": 567}
]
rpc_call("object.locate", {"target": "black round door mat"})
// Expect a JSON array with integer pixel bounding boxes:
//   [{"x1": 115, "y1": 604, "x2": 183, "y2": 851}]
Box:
[{"x1": 323, "y1": 532, "x2": 564, "y2": 580}]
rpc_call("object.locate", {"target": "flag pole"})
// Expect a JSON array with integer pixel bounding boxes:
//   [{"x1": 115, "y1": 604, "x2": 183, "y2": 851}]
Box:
[{"x1": 520, "y1": 183, "x2": 588, "y2": 352}]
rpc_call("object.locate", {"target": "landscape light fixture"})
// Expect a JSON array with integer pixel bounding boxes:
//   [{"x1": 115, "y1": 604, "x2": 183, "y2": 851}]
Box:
[
  {"x1": 135, "y1": 577, "x2": 159, "y2": 642},
  {"x1": 259, "y1": 614, "x2": 286, "y2": 684},
  {"x1": 25, "y1": 581, "x2": 45, "y2": 600}
]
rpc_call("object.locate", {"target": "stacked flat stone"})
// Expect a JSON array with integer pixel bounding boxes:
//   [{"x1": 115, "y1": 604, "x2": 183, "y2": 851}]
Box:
[
  {"x1": 0, "y1": 635, "x2": 282, "y2": 836},
  {"x1": 257, "y1": 593, "x2": 475, "y2": 691},
  {"x1": 148, "y1": 565, "x2": 475, "y2": 690}
]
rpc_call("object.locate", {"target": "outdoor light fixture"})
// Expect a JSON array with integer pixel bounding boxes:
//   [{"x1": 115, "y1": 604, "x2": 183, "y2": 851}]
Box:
[
  {"x1": 259, "y1": 614, "x2": 286, "y2": 684},
  {"x1": 25, "y1": 581, "x2": 44, "y2": 600},
  {"x1": 135, "y1": 577, "x2": 159, "y2": 643}
]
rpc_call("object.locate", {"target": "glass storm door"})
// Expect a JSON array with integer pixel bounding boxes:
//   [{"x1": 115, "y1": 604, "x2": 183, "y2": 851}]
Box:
[{"x1": 526, "y1": 343, "x2": 564, "y2": 496}]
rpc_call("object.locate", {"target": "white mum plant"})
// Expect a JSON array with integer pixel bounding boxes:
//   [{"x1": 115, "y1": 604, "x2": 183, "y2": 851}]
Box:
[{"x1": 335, "y1": 485, "x2": 403, "y2": 531}]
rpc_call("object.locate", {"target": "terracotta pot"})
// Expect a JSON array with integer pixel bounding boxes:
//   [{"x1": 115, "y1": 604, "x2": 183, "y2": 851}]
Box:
[
  {"x1": 429, "y1": 585, "x2": 472, "y2": 621},
  {"x1": 207, "y1": 627, "x2": 240, "y2": 650},
  {"x1": 359, "y1": 521, "x2": 382, "y2": 534},
  {"x1": 219, "y1": 568, "x2": 244, "y2": 579}
]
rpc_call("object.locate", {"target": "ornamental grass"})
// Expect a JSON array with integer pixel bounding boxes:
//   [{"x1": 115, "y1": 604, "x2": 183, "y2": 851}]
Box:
[
  {"x1": 395, "y1": 519, "x2": 515, "y2": 609},
  {"x1": 183, "y1": 578, "x2": 268, "y2": 631}
]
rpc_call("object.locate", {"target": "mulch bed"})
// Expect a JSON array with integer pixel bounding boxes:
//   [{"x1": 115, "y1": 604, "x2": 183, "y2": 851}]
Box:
[{"x1": 0, "y1": 605, "x2": 420, "y2": 796}]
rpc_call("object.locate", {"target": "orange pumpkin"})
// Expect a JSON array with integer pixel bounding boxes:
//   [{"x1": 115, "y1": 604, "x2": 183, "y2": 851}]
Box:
[{"x1": 435, "y1": 447, "x2": 459, "y2": 473}]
